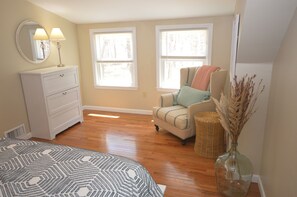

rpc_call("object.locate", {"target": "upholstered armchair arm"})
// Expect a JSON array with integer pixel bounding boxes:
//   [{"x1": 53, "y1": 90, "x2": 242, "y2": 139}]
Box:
[
  {"x1": 160, "y1": 92, "x2": 178, "y2": 107},
  {"x1": 187, "y1": 99, "x2": 216, "y2": 127}
]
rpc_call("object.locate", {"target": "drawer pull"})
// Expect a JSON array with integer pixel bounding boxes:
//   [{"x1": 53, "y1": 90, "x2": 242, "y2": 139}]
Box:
[
  {"x1": 60, "y1": 74, "x2": 64, "y2": 77},
  {"x1": 62, "y1": 92, "x2": 67, "y2": 95}
]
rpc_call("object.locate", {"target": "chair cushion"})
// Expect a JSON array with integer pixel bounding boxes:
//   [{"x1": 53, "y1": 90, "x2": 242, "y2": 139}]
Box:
[
  {"x1": 153, "y1": 105, "x2": 189, "y2": 130},
  {"x1": 177, "y1": 86, "x2": 210, "y2": 107}
]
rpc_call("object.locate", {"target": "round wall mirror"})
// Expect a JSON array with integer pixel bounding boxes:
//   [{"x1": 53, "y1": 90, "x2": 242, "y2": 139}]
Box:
[{"x1": 16, "y1": 20, "x2": 50, "y2": 64}]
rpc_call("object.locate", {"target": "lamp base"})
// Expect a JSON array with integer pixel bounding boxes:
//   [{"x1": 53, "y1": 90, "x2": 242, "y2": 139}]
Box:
[{"x1": 56, "y1": 42, "x2": 64, "y2": 67}]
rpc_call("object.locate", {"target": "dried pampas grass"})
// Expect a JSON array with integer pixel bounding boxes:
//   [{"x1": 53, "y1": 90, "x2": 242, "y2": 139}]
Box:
[{"x1": 213, "y1": 75, "x2": 265, "y2": 143}]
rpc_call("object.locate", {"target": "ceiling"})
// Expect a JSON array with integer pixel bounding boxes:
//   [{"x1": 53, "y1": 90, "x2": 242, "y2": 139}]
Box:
[
  {"x1": 27, "y1": 0, "x2": 236, "y2": 24},
  {"x1": 237, "y1": 0, "x2": 297, "y2": 63}
]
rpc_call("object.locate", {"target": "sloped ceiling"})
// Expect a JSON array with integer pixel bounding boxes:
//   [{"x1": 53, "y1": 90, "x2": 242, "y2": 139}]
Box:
[
  {"x1": 237, "y1": 0, "x2": 297, "y2": 63},
  {"x1": 27, "y1": 0, "x2": 236, "y2": 24}
]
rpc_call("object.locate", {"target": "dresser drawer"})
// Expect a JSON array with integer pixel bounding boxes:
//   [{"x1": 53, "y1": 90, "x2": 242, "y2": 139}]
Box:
[
  {"x1": 46, "y1": 87, "x2": 80, "y2": 115},
  {"x1": 50, "y1": 105, "x2": 81, "y2": 135},
  {"x1": 43, "y1": 69, "x2": 78, "y2": 96}
]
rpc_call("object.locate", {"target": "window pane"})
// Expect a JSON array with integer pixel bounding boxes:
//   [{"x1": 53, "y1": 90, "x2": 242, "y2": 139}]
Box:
[
  {"x1": 161, "y1": 30, "x2": 207, "y2": 57},
  {"x1": 96, "y1": 62, "x2": 134, "y2": 87},
  {"x1": 160, "y1": 59, "x2": 204, "y2": 89},
  {"x1": 96, "y1": 33, "x2": 133, "y2": 61}
]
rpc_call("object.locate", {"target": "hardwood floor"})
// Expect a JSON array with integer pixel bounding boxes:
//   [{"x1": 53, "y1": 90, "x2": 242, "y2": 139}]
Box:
[{"x1": 33, "y1": 110, "x2": 260, "y2": 197}]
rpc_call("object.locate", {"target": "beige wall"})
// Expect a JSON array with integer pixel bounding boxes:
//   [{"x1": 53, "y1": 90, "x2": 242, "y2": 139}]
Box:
[
  {"x1": 260, "y1": 8, "x2": 297, "y2": 197},
  {"x1": 0, "y1": 0, "x2": 80, "y2": 137},
  {"x1": 77, "y1": 16, "x2": 233, "y2": 110}
]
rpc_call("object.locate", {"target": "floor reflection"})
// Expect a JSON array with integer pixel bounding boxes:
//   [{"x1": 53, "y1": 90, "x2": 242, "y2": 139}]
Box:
[
  {"x1": 105, "y1": 133, "x2": 137, "y2": 159},
  {"x1": 88, "y1": 113, "x2": 120, "y2": 119}
]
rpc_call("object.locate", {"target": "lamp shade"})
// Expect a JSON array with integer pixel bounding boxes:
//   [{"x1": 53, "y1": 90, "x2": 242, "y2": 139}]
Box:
[
  {"x1": 50, "y1": 28, "x2": 66, "y2": 41},
  {"x1": 33, "y1": 28, "x2": 48, "y2": 40}
]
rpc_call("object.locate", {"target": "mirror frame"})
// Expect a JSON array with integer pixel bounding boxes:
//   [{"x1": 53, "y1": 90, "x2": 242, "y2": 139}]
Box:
[{"x1": 16, "y1": 19, "x2": 51, "y2": 64}]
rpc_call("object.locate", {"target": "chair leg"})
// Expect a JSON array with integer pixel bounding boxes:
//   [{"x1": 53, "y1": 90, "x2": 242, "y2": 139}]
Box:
[
  {"x1": 154, "y1": 124, "x2": 159, "y2": 132},
  {"x1": 181, "y1": 139, "x2": 187, "y2": 145}
]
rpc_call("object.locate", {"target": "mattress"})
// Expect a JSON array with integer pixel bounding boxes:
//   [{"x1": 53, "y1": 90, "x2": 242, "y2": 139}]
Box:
[{"x1": 0, "y1": 138, "x2": 163, "y2": 197}]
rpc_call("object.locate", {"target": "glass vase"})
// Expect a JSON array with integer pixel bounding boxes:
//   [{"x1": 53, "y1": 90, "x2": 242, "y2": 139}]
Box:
[{"x1": 215, "y1": 142, "x2": 253, "y2": 197}]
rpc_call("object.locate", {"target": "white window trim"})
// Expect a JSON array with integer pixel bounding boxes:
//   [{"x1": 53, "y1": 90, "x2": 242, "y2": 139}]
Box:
[
  {"x1": 155, "y1": 23, "x2": 213, "y2": 91},
  {"x1": 89, "y1": 27, "x2": 138, "y2": 90}
]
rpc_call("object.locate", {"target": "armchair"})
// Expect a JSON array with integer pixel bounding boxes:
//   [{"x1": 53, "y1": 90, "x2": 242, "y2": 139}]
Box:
[{"x1": 153, "y1": 67, "x2": 227, "y2": 144}]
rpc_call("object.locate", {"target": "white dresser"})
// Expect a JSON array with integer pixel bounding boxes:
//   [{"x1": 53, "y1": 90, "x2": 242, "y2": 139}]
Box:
[{"x1": 20, "y1": 65, "x2": 83, "y2": 140}]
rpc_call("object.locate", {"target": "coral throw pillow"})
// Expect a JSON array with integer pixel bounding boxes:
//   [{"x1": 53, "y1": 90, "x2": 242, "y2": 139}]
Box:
[{"x1": 191, "y1": 65, "x2": 220, "y2": 90}]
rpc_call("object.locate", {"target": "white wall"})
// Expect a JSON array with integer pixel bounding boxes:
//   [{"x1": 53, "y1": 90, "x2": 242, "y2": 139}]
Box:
[
  {"x1": 234, "y1": 0, "x2": 296, "y2": 177},
  {"x1": 260, "y1": 8, "x2": 297, "y2": 197},
  {"x1": 235, "y1": 63, "x2": 272, "y2": 174}
]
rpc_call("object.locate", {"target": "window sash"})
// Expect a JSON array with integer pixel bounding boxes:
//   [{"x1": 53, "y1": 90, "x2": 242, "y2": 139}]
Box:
[
  {"x1": 90, "y1": 27, "x2": 137, "y2": 89},
  {"x1": 156, "y1": 24, "x2": 213, "y2": 90},
  {"x1": 160, "y1": 55, "x2": 207, "y2": 60}
]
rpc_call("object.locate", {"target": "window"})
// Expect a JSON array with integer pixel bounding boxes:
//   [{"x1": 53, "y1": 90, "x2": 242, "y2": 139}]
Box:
[
  {"x1": 90, "y1": 27, "x2": 137, "y2": 89},
  {"x1": 156, "y1": 24, "x2": 213, "y2": 90}
]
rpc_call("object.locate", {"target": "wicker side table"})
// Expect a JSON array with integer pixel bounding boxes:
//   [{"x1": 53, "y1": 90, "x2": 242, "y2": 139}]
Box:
[{"x1": 194, "y1": 112, "x2": 225, "y2": 159}]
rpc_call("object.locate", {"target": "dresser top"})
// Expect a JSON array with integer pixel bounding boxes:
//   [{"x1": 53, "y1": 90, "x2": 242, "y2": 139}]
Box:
[{"x1": 20, "y1": 65, "x2": 78, "y2": 75}]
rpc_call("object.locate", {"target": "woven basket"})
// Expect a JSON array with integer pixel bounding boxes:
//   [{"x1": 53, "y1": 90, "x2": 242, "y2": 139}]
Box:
[{"x1": 194, "y1": 112, "x2": 225, "y2": 159}]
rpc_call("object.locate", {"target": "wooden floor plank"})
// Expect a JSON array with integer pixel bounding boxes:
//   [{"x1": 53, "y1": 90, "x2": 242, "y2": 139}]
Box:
[{"x1": 33, "y1": 110, "x2": 261, "y2": 197}]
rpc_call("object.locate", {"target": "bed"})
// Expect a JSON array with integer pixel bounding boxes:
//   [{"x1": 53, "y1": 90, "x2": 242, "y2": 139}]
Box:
[{"x1": 0, "y1": 138, "x2": 163, "y2": 197}]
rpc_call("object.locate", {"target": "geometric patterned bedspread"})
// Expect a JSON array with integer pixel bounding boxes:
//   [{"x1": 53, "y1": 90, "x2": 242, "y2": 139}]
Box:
[{"x1": 0, "y1": 138, "x2": 163, "y2": 197}]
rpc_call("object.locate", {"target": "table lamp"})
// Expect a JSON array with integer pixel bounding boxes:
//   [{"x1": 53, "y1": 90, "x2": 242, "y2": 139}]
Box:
[{"x1": 50, "y1": 28, "x2": 66, "y2": 67}]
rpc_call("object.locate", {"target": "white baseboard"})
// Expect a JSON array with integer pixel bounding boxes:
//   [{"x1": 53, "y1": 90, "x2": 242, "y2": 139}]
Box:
[
  {"x1": 252, "y1": 175, "x2": 266, "y2": 197},
  {"x1": 83, "y1": 105, "x2": 153, "y2": 115},
  {"x1": 257, "y1": 176, "x2": 266, "y2": 197},
  {"x1": 252, "y1": 174, "x2": 259, "y2": 183}
]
